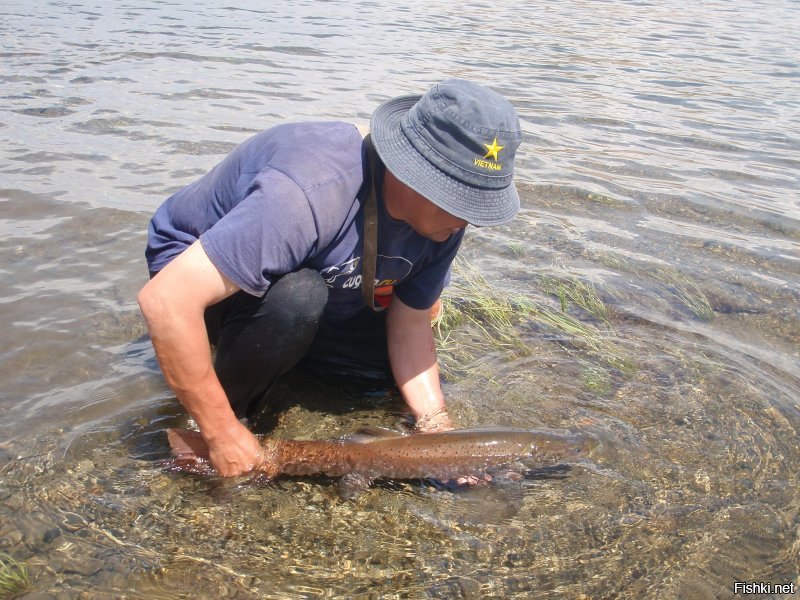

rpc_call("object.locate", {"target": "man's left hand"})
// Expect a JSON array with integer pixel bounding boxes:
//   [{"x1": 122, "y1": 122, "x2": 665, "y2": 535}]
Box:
[{"x1": 414, "y1": 409, "x2": 455, "y2": 433}]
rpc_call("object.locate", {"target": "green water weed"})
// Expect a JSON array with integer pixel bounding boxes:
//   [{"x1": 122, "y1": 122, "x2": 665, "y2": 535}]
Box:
[
  {"x1": 0, "y1": 553, "x2": 30, "y2": 599},
  {"x1": 592, "y1": 252, "x2": 714, "y2": 321},
  {"x1": 434, "y1": 259, "x2": 633, "y2": 379},
  {"x1": 504, "y1": 241, "x2": 527, "y2": 258},
  {"x1": 542, "y1": 276, "x2": 610, "y2": 321},
  {"x1": 652, "y1": 267, "x2": 714, "y2": 321}
]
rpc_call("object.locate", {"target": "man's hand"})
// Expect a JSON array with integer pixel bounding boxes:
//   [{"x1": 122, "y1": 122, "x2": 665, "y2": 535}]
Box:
[
  {"x1": 206, "y1": 420, "x2": 265, "y2": 477},
  {"x1": 415, "y1": 410, "x2": 488, "y2": 486},
  {"x1": 386, "y1": 296, "x2": 448, "y2": 418},
  {"x1": 414, "y1": 409, "x2": 455, "y2": 433}
]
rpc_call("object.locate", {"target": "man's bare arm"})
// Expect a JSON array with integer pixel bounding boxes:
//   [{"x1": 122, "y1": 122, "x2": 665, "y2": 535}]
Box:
[
  {"x1": 137, "y1": 240, "x2": 263, "y2": 476},
  {"x1": 386, "y1": 295, "x2": 454, "y2": 432}
]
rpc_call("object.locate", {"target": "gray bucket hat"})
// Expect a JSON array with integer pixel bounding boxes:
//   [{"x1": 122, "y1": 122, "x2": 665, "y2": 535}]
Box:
[{"x1": 370, "y1": 78, "x2": 522, "y2": 227}]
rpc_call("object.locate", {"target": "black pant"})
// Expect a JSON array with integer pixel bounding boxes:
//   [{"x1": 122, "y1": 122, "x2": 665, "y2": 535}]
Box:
[{"x1": 204, "y1": 269, "x2": 391, "y2": 419}]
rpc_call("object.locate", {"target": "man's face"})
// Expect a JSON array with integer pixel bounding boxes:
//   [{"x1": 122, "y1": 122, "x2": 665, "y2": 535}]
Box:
[{"x1": 383, "y1": 170, "x2": 468, "y2": 242}]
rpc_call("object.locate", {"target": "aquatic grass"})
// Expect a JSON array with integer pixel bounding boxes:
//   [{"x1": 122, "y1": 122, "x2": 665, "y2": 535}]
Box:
[
  {"x1": 433, "y1": 260, "x2": 532, "y2": 381},
  {"x1": 651, "y1": 267, "x2": 714, "y2": 321},
  {"x1": 581, "y1": 363, "x2": 613, "y2": 396},
  {"x1": 542, "y1": 276, "x2": 610, "y2": 321},
  {"x1": 0, "y1": 553, "x2": 30, "y2": 599},
  {"x1": 592, "y1": 252, "x2": 714, "y2": 321},
  {"x1": 504, "y1": 241, "x2": 527, "y2": 258},
  {"x1": 434, "y1": 259, "x2": 633, "y2": 380},
  {"x1": 516, "y1": 298, "x2": 632, "y2": 373},
  {"x1": 435, "y1": 295, "x2": 530, "y2": 381}
]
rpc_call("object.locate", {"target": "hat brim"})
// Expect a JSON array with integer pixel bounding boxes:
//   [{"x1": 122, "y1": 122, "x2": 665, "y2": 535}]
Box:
[{"x1": 370, "y1": 95, "x2": 520, "y2": 227}]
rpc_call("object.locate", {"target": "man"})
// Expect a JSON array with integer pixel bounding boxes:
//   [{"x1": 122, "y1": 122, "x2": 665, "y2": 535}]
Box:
[{"x1": 138, "y1": 78, "x2": 522, "y2": 476}]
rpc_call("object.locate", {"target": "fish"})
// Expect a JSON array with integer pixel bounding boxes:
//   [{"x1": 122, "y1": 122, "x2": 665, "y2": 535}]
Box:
[{"x1": 166, "y1": 426, "x2": 595, "y2": 496}]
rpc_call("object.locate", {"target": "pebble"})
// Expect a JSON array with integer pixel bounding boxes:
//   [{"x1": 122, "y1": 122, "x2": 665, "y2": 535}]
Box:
[
  {"x1": 4, "y1": 494, "x2": 26, "y2": 511},
  {"x1": 1, "y1": 528, "x2": 24, "y2": 546},
  {"x1": 60, "y1": 511, "x2": 88, "y2": 532},
  {"x1": 47, "y1": 553, "x2": 106, "y2": 577},
  {"x1": 16, "y1": 514, "x2": 62, "y2": 551},
  {"x1": 65, "y1": 557, "x2": 106, "y2": 577}
]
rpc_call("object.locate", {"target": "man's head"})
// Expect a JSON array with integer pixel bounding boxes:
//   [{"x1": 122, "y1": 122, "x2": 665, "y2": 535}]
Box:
[
  {"x1": 382, "y1": 168, "x2": 468, "y2": 242},
  {"x1": 371, "y1": 78, "x2": 522, "y2": 230}
]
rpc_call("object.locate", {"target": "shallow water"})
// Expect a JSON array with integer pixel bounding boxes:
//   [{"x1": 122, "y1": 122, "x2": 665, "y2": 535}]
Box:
[{"x1": 1, "y1": 0, "x2": 799, "y2": 598}]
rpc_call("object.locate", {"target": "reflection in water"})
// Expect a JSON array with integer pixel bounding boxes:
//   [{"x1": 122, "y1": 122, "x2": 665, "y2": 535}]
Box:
[{"x1": 1, "y1": 0, "x2": 799, "y2": 597}]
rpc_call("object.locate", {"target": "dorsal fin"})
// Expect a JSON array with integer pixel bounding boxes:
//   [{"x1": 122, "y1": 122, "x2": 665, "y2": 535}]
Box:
[{"x1": 342, "y1": 426, "x2": 407, "y2": 444}]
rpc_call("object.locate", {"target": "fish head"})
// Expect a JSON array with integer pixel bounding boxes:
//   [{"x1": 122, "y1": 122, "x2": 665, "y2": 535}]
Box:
[{"x1": 541, "y1": 431, "x2": 598, "y2": 458}]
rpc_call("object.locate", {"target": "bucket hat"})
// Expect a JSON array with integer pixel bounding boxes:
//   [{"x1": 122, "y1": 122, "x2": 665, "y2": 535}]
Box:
[{"x1": 370, "y1": 78, "x2": 522, "y2": 227}]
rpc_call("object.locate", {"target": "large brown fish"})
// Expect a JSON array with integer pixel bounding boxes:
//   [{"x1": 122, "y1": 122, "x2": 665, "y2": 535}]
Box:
[{"x1": 166, "y1": 426, "x2": 594, "y2": 495}]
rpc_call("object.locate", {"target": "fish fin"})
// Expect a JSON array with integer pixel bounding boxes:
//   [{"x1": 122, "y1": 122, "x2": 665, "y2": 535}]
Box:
[
  {"x1": 342, "y1": 426, "x2": 407, "y2": 444},
  {"x1": 338, "y1": 472, "x2": 374, "y2": 499},
  {"x1": 522, "y1": 464, "x2": 573, "y2": 480},
  {"x1": 161, "y1": 457, "x2": 218, "y2": 476},
  {"x1": 167, "y1": 428, "x2": 211, "y2": 461}
]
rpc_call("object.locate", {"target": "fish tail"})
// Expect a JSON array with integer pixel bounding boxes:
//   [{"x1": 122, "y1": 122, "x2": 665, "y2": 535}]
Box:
[
  {"x1": 166, "y1": 429, "x2": 282, "y2": 479},
  {"x1": 167, "y1": 428, "x2": 211, "y2": 461}
]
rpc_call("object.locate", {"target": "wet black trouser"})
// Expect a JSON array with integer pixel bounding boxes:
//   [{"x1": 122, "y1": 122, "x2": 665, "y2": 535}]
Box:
[{"x1": 203, "y1": 269, "x2": 390, "y2": 419}]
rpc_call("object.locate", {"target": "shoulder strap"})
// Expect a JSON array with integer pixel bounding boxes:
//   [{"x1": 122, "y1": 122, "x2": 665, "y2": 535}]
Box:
[{"x1": 361, "y1": 135, "x2": 379, "y2": 311}]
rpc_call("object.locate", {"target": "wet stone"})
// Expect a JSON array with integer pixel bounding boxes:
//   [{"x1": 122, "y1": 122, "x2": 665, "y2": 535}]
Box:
[
  {"x1": 60, "y1": 511, "x2": 88, "y2": 532},
  {"x1": 62, "y1": 557, "x2": 106, "y2": 577},
  {"x1": 4, "y1": 494, "x2": 26, "y2": 511},
  {"x1": 0, "y1": 528, "x2": 24, "y2": 547},
  {"x1": 455, "y1": 576, "x2": 482, "y2": 596},
  {"x1": 17, "y1": 515, "x2": 62, "y2": 550},
  {"x1": 43, "y1": 527, "x2": 61, "y2": 544},
  {"x1": 19, "y1": 593, "x2": 72, "y2": 600},
  {"x1": 0, "y1": 446, "x2": 13, "y2": 466}
]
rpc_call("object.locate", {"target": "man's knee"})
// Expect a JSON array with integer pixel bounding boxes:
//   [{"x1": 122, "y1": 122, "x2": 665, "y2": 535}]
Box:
[
  {"x1": 266, "y1": 269, "x2": 328, "y2": 330},
  {"x1": 211, "y1": 269, "x2": 329, "y2": 417},
  {"x1": 278, "y1": 269, "x2": 328, "y2": 314}
]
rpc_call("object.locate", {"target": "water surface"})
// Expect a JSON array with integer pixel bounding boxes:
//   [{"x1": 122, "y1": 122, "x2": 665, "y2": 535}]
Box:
[{"x1": 1, "y1": 1, "x2": 798, "y2": 597}]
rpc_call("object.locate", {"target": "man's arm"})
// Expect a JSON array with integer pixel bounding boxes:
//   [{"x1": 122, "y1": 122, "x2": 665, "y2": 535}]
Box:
[
  {"x1": 137, "y1": 240, "x2": 264, "y2": 476},
  {"x1": 386, "y1": 295, "x2": 454, "y2": 432}
]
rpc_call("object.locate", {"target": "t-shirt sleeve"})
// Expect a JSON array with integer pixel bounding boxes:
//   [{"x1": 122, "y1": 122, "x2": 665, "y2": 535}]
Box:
[
  {"x1": 199, "y1": 168, "x2": 318, "y2": 296},
  {"x1": 393, "y1": 230, "x2": 464, "y2": 310}
]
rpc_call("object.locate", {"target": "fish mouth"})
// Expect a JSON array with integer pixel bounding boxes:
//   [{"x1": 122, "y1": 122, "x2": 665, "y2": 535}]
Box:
[{"x1": 568, "y1": 428, "x2": 631, "y2": 463}]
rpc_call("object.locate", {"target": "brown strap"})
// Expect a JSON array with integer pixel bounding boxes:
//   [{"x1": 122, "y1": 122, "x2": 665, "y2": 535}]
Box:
[{"x1": 361, "y1": 135, "x2": 379, "y2": 311}]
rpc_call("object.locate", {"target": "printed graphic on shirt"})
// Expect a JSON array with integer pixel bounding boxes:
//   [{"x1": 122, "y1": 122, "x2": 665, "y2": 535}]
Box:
[
  {"x1": 321, "y1": 257, "x2": 360, "y2": 284},
  {"x1": 322, "y1": 254, "x2": 413, "y2": 291}
]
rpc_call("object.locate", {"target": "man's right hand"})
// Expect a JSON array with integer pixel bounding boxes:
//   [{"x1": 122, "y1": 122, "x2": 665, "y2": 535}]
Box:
[
  {"x1": 139, "y1": 240, "x2": 263, "y2": 477},
  {"x1": 205, "y1": 420, "x2": 265, "y2": 477}
]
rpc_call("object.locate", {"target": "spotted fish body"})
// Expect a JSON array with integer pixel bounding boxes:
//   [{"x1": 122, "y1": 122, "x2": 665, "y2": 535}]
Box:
[{"x1": 166, "y1": 427, "x2": 592, "y2": 491}]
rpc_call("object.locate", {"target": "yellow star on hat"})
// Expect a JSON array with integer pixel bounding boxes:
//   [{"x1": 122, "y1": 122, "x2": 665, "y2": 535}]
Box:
[{"x1": 483, "y1": 137, "x2": 504, "y2": 162}]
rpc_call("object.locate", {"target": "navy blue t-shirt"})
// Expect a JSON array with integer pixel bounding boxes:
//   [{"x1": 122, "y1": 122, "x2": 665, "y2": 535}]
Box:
[{"x1": 146, "y1": 121, "x2": 463, "y2": 322}]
